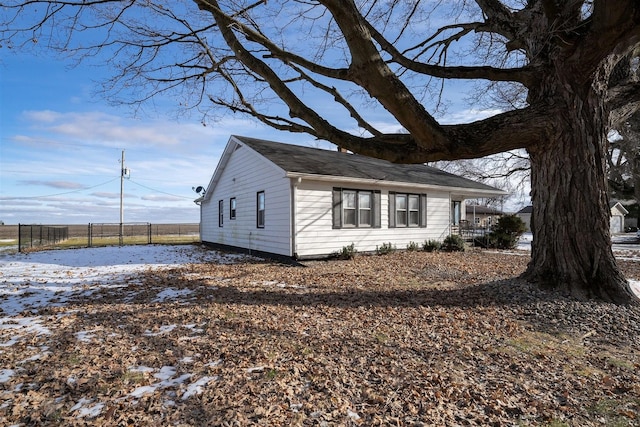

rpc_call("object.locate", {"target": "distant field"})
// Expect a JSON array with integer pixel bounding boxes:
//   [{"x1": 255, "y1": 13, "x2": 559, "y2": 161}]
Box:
[{"x1": 0, "y1": 223, "x2": 200, "y2": 251}]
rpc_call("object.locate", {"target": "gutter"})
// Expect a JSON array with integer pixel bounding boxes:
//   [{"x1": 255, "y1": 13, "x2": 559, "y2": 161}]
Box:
[{"x1": 284, "y1": 172, "x2": 507, "y2": 197}]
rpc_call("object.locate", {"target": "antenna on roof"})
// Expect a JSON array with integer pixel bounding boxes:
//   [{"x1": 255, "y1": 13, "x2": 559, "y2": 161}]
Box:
[{"x1": 193, "y1": 186, "x2": 206, "y2": 196}]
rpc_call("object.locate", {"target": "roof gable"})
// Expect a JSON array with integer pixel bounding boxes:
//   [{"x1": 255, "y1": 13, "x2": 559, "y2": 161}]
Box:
[
  {"x1": 610, "y1": 201, "x2": 629, "y2": 215},
  {"x1": 233, "y1": 135, "x2": 503, "y2": 193}
]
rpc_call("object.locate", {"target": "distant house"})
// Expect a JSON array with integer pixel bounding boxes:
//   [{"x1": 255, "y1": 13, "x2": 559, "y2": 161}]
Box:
[
  {"x1": 515, "y1": 203, "x2": 627, "y2": 234},
  {"x1": 465, "y1": 205, "x2": 504, "y2": 229},
  {"x1": 515, "y1": 205, "x2": 533, "y2": 232},
  {"x1": 610, "y1": 201, "x2": 628, "y2": 234},
  {"x1": 197, "y1": 136, "x2": 506, "y2": 259}
]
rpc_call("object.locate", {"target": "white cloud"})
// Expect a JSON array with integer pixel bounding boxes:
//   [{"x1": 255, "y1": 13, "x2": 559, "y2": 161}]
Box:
[
  {"x1": 140, "y1": 194, "x2": 185, "y2": 202},
  {"x1": 18, "y1": 110, "x2": 263, "y2": 152},
  {"x1": 19, "y1": 180, "x2": 87, "y2": 189},
  {"x1": 91, "y1": 192, "x2": 124, "y2": 199}
]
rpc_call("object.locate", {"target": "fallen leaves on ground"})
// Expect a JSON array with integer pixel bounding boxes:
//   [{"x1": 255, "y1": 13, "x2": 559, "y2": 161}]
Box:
[{"x1": 1, "y1": 249, "x2": 640, "y2": 426}]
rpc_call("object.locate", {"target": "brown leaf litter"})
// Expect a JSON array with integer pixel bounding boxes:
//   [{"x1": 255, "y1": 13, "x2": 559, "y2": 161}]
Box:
[{"x1": 1, "y1": 249, "x2": 639, "y2": 426}]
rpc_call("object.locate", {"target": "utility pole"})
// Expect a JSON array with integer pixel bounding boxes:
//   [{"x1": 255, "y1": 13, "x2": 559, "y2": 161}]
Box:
[{"x1": 119, "y1": 150, "x2": 126, "y2": 246}]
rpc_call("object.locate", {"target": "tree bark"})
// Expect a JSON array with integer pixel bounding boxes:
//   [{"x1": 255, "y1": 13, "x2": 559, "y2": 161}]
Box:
[{"x1": 524, "y1": 87, "x2": 639, "y2": 304}]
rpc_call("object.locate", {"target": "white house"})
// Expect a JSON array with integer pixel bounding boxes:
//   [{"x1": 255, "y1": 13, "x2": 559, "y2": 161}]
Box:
[
  {"x1": 610, "y1": 201, "x2": 628, "y2": 234},
  {"x1": 515, "y1": 205, "x2": 533, "y2": 232},
  {"x1": 197, "y1": 136, "x2": 506, "y2": 259},
  {"x1": 517, "y1": 203, "x2": 628, "y2": 235},
  {"x1": 465, "y1": 205, "x2": 505, "y2": 229}
]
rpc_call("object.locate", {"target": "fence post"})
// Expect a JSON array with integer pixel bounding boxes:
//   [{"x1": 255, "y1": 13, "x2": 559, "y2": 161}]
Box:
[
  {"x1": 148, "y1": 223, "x2": 152, "y2": 244},
  {"x1": 18, "y1": 223, "x2": 21, "y2": 253},
  {"x1": 88, "y1": 223, "x2": 92, "y2": 247}
]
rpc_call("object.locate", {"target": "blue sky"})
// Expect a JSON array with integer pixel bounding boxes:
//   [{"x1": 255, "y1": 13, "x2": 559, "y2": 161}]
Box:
[
  {"x1": 0, "y1": 35, "x2": 502, "y2": 225},
  {"x1": 0, "y1": 49, "x2": 330, "y2": 225}
]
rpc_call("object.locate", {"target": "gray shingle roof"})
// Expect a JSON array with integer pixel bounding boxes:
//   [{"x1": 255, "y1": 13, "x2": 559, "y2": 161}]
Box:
[
  {"x1": 234, "y1": 135, "x2": 501, "y2": 192},
  {"x1": 517, "y1": 205, "x2": 533, "y2": 214}
]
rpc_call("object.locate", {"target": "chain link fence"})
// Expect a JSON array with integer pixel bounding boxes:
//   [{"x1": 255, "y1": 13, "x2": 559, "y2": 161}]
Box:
[
  {"x1": 18, "y1": 225, "x2": 69, "y2": 252},
  {"x1": 10, "y1": 223, "x2": 200, "y2": 252}
]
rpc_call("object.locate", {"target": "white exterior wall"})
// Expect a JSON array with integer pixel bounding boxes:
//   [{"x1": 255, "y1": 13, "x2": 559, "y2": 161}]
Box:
[
  {"x1": 517, "y1": 212, "x2": 532, "y2": 231},
  {"x1": 200, "y1": 145, "x2": 292, "y2": 256},
  {"x1": 610, "y1": 205, "x2": 626, "y2": 234},
  {"x1": 293, "y1": 180, "x2": 453, "y2": 258}
]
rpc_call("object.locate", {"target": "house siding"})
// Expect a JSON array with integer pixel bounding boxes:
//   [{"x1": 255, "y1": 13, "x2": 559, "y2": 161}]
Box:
[
  {"x1": 293, "y1": 180, "x2": 452, "y2": 258},
  {"x1": 200, "y1": 144, "x2": 292, "y2": 256},
  {"x1": 610, "y1": 204, "x2": 627, "y2": 234}
]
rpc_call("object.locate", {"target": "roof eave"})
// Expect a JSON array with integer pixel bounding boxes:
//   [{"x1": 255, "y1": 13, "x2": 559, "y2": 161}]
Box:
[{"x1": 286, "y1": 172, "x2": 507, "y2": 197}]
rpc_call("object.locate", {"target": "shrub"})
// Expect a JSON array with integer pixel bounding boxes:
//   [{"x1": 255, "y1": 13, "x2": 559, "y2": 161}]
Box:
[
  {"x1": 376, "y1": 242, "x2": 396, "y2": 255},
  {"x1": 422, "y1": 239, "x2": 442, "y2": 252},
  {"x1": 488, "y1": 215, "x2": 527, "y2": 249},
  {"x1": 334, "y1": 243, "x2": 357, "y2": 260},
  {"x1": 406, "y1": 241, "x2": 420, "y2": 251},
  {"x1": 442, "y1": 234, "x2": 465, "y2": 252}
]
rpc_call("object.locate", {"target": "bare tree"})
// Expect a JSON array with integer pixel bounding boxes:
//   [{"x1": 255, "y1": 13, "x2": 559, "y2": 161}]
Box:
[
  {"x1": 2, "y1": 1, "x2": 639, "y2": 303},
  {"x1": 609, "y1": 110, "x2": 640, "y2": 215},
  {"x1": 429, "y1": 149, "x2": 531, "y2": 210}
]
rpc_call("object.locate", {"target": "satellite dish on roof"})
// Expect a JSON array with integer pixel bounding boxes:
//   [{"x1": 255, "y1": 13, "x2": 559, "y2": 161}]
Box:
[{"x1": 193, "y1": 186, "x2": 206, "y2": 195}]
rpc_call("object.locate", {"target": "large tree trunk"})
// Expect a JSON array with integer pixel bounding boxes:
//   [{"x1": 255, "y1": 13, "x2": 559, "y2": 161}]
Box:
[{"x1": 524, "y1": 86, "x2": 639, "y2": 305}]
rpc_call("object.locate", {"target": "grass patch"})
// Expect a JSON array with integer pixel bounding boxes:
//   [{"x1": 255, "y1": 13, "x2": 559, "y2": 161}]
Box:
[
  {"x1": 121, "y1": 370, "x2": 147, "y2": 385},
  {"x1": 265, "y1": 368, "x2": 278, "y2": 380},
  {"x1": 588, "y1": 398, "x2": 640, "y2": 426},
  {"x1": 606, "y1": 356, "x2": 636, "y2": 370},
  {"x1": 502, "y1": 330, "x2": 585, "y2": 358},
  {"x1": 20, "y1": 235, "x2": 200, "y2": 252}
]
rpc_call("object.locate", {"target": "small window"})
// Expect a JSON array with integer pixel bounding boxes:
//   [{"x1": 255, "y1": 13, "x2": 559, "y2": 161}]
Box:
[
  {"x1": 332, "y1": 188, "x2": 378, "y2": 229},
  {"x1": 408, "y1": 195, "x2": 420, "y2": 226},
  {"x1": 389, "y1": 193, "x2": 426, "y2": 228},
  {"x1": 257, "y1": 191, "x2": 265, "y2": 228},
  {"x1": 230, "y1": 197, "x2": 236, "y2": 220},
  {"x1": 218, "y1": 200, "x2": 224, "y2": 227},
  {"x1": 343, "y1": 190, "x2": 357, "y2": 227},
  {"x1": 358, "y1": 192, "x2": 372, "y2": 226},
  {"x1": 396, "y1": 194, "x2": 407, "y2": 227}
]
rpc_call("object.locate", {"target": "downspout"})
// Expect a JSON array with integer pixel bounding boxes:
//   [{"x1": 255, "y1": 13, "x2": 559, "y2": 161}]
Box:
[
  {"x1": 291, "y1": 177, "x2": 301, "y2": 258},
  {"x1": 448, "y1": 192, "x2": 452, "y2": 237}
]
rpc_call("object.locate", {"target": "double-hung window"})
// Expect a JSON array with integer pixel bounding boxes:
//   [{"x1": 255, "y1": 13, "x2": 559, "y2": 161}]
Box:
[
  {"x1": 230, "y1": 197, "x2": 236, "y2": 220},
  {"x1": 256, "y1": 191, "x2": 265, "y2": 228},
  {"x1": 358, "y1": 192, "x2": 372, "y2": 226},
  {"x1": 389, "y1": 193, "x2": 426, "y2": 228},
  {"x1": 408, "y1": 195, "x2": 420, "y2": 226},
  {"x1": 332, "y1": 188, "x2": 380, "y2": 229},
  {"x1": 342, "y1": 190, "x2": 357, "y2": 226},
  {"x1": 218, "y1": 200, "x2": 224, "y2": 227}
]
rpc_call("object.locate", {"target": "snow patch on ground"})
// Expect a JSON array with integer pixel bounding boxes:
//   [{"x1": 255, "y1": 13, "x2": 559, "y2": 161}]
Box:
[
  {"x1": 0, "y1": 242, "x2": 638, "y2": 421},
  {"x1": 0, "y1": 244, "x2": 243, "y2": 316},
  {"x1": 70, "y1": 398, "x2": 104, "y2": 418},
  {"x1": 153, "y1": 288, "x2": 194, "y2": 303},
  {"x1": 0, "y1": 244, "x2": 252, "y2": 419}
]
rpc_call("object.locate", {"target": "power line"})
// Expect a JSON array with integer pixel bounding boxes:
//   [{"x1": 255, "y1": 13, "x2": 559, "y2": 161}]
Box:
[
  {"x1": 128, "y1": 179, "x2": 195, "y2": 200},
  {"x1": 2, "y1": 177, "x2": 120, "y2": 199}
]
